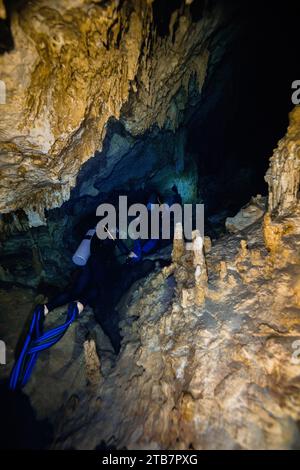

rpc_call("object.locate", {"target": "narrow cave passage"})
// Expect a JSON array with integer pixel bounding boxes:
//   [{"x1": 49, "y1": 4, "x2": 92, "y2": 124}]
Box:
[
  {"x1": 187, "y1": 1, "x2": 299, "y2": 233},
  {"x1": 0, "y1": 0, "x2": 300, "y2": 452}
]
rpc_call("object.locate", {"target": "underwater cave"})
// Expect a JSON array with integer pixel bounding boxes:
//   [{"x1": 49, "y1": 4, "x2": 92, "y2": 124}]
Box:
[{"x1": 0, "y1": 0, "x2": 300, "y2": 452}]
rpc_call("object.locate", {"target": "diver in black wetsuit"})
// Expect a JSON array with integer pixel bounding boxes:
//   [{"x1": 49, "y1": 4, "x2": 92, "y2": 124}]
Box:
[
  {"x1": 45, "y1": 235, "x2": 122, "y2": 354},
  {"x1": 44, "y1": 186, "x2": 182, "y2": 354},
  {"x1": 44, "y1": 234, "x2": 156, "y2": 354}
]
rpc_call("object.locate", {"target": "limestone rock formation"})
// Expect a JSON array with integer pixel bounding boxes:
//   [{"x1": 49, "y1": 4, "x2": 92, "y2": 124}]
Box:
[
  {"x1": 265, "y1": 106, "x2": 300, "y2": 215},
  {"x1": 0, "y1": 0, "x2": 300, "y2": 452},
  {"x1": 225, "y1": 195, "x2": 266, "y2": 233},
  {"x1": 84, "y1": 338, "x2": 101, "y2": 387},
  {"x1": 1, "y1": 112, "x2": 300, "y2": 449},
  {"x1": 0, "y1": 1, "x2": 5, "y2": 20},
  {"x1": 45, "y1": 204, "x2": 300, "y2": 450},
  {"x1": 0, "y1": 297, "x2": 115, "y2": 422},
  {"x1": 0, "y1": 0, "x2": 231, "y2": 225}
]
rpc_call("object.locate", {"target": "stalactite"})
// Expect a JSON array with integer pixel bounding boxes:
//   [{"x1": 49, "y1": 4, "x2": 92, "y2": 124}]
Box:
[
  {"x1": 265, "y1": 106, "x2": 300, "y2": 214},
  {"x1": 0, "y1": 0, "x2": 231, "y2": 222}
]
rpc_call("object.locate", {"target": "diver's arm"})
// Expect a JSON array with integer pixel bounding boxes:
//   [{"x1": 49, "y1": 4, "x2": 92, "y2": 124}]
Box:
[{"x1": 115, "y1": 238, "x2": 130, "y2": 255}]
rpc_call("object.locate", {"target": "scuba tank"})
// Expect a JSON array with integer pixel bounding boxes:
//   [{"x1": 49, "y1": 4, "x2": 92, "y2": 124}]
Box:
[{"x1": 72, "y1": 229, "x2": 96, "y2": 266}]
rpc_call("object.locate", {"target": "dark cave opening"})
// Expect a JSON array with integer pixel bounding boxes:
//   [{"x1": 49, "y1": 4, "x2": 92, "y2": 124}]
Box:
[
  {"x1": 186, "y1": 1, "x2": 299, "y2": 234},
  {"x1": 0, "y1": 1, "x2": 29, "y2": 54},
  {"x1": 152, "y1": 0, "x2": 183, "y2": 38}
]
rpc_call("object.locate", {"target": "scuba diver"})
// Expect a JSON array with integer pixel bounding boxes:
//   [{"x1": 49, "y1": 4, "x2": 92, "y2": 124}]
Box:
[
  {"x1": 45, "y1": 233, "x2": 123, "y2": 354},
  {"x1": 43, "y1": 188, "x2": 182, "y2": 350},
  {"x1": 10, "y1": 186, "x2": 183, "y2": 390},
  {"x1": 10, "y1": 230, "x2": 128, "y2": 390}
]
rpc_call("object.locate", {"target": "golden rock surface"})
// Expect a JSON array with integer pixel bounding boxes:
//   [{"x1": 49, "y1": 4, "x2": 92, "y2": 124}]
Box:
[
  {"x1": 0, "y1": 0, "x2": 6, "y2": 20},
  {"x1": 43, "y1": 204, "x2": 300, "y2": 450},
  {"x1": 0, "y1": 0, "x2": 225, "y2": 221},
  {"x1": 265, "y1": 106, "x2": 300, "y2": 215}
]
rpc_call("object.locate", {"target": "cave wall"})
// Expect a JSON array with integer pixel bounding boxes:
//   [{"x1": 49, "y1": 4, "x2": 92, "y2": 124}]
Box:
[
  {"x1": 0, "y1": 115, "x2": 199, "y2": 290},
  {"x1": 42, "y1": 109, "x2": 300, "y2": 448},
  {"x1": 0, "y1": 0, "x2": 243, "y2": 289},
  {"x1": 265, "y1": 106, "x2": 300, "y2": 215},
  {"x1": 1, "y1": 103, "x2": 300, "y2": 450},
  {"x1": 0, "y1": 0, "x2": 300, "y2": 451},
  {"x1": 0, "y1": 0, "x2": 237, "y2": 225},
  {"x1": 0, "y1": 0, "x2": 299, "y2": 290}
]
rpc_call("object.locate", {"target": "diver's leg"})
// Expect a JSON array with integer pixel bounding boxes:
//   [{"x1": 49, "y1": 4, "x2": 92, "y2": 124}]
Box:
[
  {"x1": 93, "y1": 299, "x2": 122, "y2": 354},
  {"x1": 46, "y1": 265, "x2": 91, "y2": 313}
]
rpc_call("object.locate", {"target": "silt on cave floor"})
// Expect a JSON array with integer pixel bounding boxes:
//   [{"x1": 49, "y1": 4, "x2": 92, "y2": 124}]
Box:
[{"x1": 0, "y1": 0, "x2": 300, "y2": 450}]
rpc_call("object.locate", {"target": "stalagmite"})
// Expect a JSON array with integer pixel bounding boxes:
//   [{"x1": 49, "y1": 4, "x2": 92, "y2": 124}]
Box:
[
  {"x1": 236, "y1": 239, "x2": 248, "y2": 262},
  {"x1": 263, "y1": 213, "x2": 294, "y2": 254},
  {"x1": 172, "y1": 222, "x2": 185, "y2": 263},
  {"x1": 193, "y1": 231, "x2": 207, "y2": 306},
  {"x1": 84, "y1": 339, "x2": 101, "y2": 388},
  {"x1": 192, "y1": 230, "x2": 204, "y2": 267},
  {"x1": 219, "y1": 261, "x2": 228, "y2": 281},
  {"x1": 204, "y1": 236, "x2": 212, "y2": 254}
]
